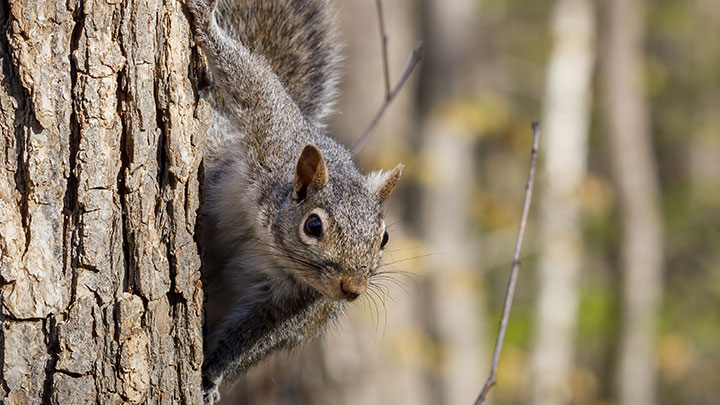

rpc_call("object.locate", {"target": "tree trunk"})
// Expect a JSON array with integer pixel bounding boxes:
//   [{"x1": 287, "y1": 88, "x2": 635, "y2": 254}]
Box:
[
  {"x1": 530, "y1": 0, "x2": 595, "y2": 403},
  {"x1": 601, "y1": 0, "x2": 663, "y2": 403},
  {"x1": 419, "y1": 0, "x2": 488, "y2": 403},
  {"x1": 0, "y1": 0, "x2": 207, "y2": 403}
]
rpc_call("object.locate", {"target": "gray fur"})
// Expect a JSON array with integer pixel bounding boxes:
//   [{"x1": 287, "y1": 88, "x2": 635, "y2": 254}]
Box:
[
  {"x1": 185, "y1": 0, "x2": 403, "y2": 402},
  {"x1": 214, "y1": 0, "x2": 342, "y2": 126}
]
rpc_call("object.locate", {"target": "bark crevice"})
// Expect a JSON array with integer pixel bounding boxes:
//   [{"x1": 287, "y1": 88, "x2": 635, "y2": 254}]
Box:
[
  {"x1": 41, "y1": 316, "x2": 59, "y2": 404},
  {"x1": 117, "y1": 64, "x2": 132, "y2": 296},
  {"x1": 65, "y1": 0, "x2": 82, "y2": 309}
]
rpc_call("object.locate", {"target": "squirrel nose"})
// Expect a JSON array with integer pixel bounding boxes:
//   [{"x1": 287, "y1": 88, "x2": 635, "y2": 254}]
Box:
[{"x1": 340, "y1": 279, "x2": 366, "y2": 301}]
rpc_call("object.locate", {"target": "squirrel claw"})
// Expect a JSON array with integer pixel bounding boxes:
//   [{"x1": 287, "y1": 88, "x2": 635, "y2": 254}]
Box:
[
  {"x1": 185, "y1": 0, "x2": 218, "y2": 29},
  {"x1": 202, "y1": 378, "x2": 221, "y2": 405}
]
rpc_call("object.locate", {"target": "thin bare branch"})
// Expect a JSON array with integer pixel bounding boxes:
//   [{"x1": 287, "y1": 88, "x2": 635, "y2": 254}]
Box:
[
  {"x1": 375, "y1": 0, "x2": 391, "y2": 98},
  {"x1": 474, "y1": 122, "x2": 542, "y2": 405},
  {"x1": 352, "y1": 0, "x2": 424, "y2": 154},
  {"x1": 352, "y1": 42, "x2": 423, "y2": 154}
]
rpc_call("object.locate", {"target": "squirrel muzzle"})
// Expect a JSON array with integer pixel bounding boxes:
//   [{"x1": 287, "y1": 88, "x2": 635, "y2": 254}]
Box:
[{"x1": 340, "y1": 275, "x2": 367, "y2": 301}]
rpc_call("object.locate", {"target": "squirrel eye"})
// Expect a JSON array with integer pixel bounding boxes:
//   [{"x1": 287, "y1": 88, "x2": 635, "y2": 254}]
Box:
[
  {"x1": 380, "y1": 230, "x2": 389, "y2": 249},
  {"x1": 304, "y1": 214, "x2": 323, "y2": 238}
]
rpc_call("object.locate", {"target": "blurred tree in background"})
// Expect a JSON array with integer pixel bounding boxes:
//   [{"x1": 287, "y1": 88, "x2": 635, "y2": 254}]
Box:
[{"x1": 220, "y1": 0, "x2": 720, "y2": 404}]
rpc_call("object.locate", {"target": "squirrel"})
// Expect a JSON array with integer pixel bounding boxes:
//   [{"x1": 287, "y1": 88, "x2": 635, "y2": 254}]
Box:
[{"x1": 185, "y1": 0, "x2": 404, "y2": 402}]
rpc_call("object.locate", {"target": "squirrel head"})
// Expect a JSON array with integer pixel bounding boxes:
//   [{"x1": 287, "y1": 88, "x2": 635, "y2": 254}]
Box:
[{"x1": 271, "y1": 144, "x2": 403, "y2": 302}]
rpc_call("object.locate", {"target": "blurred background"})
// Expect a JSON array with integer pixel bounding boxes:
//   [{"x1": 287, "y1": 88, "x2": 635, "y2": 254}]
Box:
[{"x1": 222, "y1": 0, "x2": 720, "y2": 403}]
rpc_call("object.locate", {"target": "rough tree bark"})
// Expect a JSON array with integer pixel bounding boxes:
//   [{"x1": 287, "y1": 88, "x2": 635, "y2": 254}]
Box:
[{"x1": 0, "y1": 0, "x2": 207, "y2": 403}]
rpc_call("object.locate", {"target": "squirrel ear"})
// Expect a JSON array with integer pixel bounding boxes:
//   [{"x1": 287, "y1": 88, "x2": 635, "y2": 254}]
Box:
[
  {"x1": 294, "y1": 144, "x2": 329, "y2": 200},
  {"x1": 367, "y1": 163, "x2": 404, "y2": 203}
]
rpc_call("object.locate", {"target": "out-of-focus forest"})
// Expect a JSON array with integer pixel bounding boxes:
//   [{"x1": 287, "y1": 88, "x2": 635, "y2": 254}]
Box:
[{"x1": 222, "y1": 0, "x2": 720, "y2": 404}]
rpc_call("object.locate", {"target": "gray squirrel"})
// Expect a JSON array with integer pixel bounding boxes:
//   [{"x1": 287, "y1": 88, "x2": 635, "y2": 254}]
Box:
[{"x1": 185, "y1": 0, "x2": 404, "y2": 402}]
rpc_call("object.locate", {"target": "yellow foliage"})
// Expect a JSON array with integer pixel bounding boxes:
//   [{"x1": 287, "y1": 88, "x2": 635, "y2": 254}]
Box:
[
  {"x1": 433, "y1": 95, "x2": 511, "y2": 139},
  {"x1": 495, "y1": 345, "x2": 528, "y2": 402},
  {"x1": 580, "y1": 174, "x2": 615, "y2": 217},
  {"x1": 385, "y1": 328, "x2": 442, "y2": 375},
  {"x1": 658, "y1": 333, "x2": 694, "y2": 381}
]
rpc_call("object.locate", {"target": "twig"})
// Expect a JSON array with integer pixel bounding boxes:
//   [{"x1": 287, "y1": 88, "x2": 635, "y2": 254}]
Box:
[
  {"x1": 352, "y1": 0, "x2": 424, "y2": 154},
  {"x1": 376, "y1": 0, "x2": 391, "y2": 98},
  {"x1": 474, "y1": 122, "x2": 542, "y2": 405}
]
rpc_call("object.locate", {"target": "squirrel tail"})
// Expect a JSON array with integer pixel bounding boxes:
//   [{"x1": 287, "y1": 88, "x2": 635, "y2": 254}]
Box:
[{"x1": 215, "y1": 0, "x2": 342, "y2": 127}]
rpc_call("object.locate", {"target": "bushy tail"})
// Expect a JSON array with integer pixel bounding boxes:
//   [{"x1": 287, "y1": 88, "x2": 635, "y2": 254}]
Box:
[{"x1": 214, "y1": 0, "x2": 342, "y2": 127}]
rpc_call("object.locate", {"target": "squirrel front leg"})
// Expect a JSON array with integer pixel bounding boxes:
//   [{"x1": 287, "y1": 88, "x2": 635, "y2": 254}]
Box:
[{"x1": 201, "y1": 294, "x2": 342, "y2": 398}]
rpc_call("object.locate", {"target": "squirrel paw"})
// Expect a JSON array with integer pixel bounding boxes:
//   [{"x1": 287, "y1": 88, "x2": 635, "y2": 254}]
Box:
[
  {"x1": 203, "y1": 386, "x2": 221, "y2": 405},
  {"x1": 202, "y1": 382, "x2": 221, "y2": 405},
  {"x1": 202, "y1": 374, "x2": 222, "y2": 405},
  {"x1": 185, "y1": 0, "x2": 218, "y2": 31}
]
